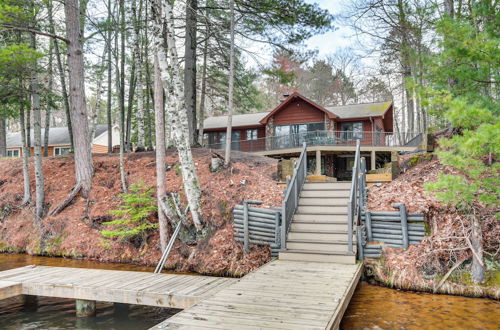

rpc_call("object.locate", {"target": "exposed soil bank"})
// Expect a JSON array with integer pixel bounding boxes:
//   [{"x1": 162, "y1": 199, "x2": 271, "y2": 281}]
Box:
[
  {"x1": 365, "y1": 155, "x2": 499, "y2": 299},
  {"x1": 0, "y1": 149, "x2": 282, "y2": 276}
]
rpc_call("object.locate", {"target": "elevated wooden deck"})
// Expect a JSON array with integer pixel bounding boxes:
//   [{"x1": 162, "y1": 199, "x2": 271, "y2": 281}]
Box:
[
  {"x1": 0, "y1": 265, "x2": 237, "y2": 309},
  {"x1": 151, "y1": 260, "x2": 363, "y2": 330}
]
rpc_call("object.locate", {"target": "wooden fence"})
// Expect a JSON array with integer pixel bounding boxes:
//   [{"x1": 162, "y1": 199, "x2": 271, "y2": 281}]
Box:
[
  {"x1": 357, "y1": 203, "x2": 426, "y2": 259},
  {"x1": 233, "y1": 201, "x2": 281, "y2": 257}
]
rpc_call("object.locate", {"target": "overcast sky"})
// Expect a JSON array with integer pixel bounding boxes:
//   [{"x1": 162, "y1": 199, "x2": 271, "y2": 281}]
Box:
[{"x1": 304, "y1": 0, "x2": 354, "y2": 57}]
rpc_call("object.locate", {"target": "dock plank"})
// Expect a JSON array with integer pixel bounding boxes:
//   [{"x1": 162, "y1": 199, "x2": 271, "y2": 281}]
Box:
[
  {"x1": 152, "y1": 260, "x2": 362, "y2": 329},
  {"x1": 0, "y1": 266, "x2": 237, "y2": 309}
]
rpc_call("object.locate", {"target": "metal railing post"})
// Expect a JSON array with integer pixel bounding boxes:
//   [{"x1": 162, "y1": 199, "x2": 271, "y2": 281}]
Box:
[
  {"x1": 281, "y1": 200, "x2": 286, "y2": 250},
  {"x1": 393, "y1": 203, "x2": 409, "y2": 249},
  {"x1": 243, "y1": 201, "x2": 249, "y2": 253}
]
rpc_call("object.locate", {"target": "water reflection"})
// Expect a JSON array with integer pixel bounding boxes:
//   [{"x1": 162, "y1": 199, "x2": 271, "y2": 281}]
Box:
[
  {"x1": 0, "y1": 254, "x2": 181, "y2": 330},
  {"x1": 341, "y1": 282, "x2": 499, "y2": 329}
]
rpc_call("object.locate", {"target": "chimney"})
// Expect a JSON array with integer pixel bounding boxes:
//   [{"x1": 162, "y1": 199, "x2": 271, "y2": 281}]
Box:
[{"x1": 280, "y1": 93, "x2": 290, "y2": 102}]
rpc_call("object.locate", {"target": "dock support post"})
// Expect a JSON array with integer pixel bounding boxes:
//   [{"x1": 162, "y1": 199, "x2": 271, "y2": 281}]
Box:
[
  {"x1": 20, "y1": 294, "x2": 38, "y2": 310},
  {"x1": 114, "y1": 302, "x2": 129, "y2": 314},
  {"x1": 76, "y1": 299, "x2": 96, "y2": 317},
  {"x1": 371, "y1": 150, "x2": 376, "y2": 170},
  {"x1": 315, "y1": 150, "x2": 321, "y2": 175}
]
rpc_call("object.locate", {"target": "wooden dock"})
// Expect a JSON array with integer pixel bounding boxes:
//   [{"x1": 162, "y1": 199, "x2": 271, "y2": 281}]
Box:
[
  {"x1": 151, "y1": 260, "x2": 363, "y2": 330},
  {"x1": 0, "y1": 261, "x2": 362, "y2": 329},
  {"x1": 0, "y1": 265, "x2": 237, "y2": 309}
]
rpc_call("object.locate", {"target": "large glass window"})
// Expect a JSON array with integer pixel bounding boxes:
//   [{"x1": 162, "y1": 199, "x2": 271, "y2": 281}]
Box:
[
  {"x1": 341, "y1": 122, "x2": 363, "y2": 140},
  {"x1": 274, "y1": 122, "x2": 325, "y2": 149}
]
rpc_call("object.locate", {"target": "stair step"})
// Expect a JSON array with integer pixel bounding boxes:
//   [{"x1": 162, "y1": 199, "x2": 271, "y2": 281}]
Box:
[
  {"x1": 303, "y1": 182, "x2": 351, "y2": 190},
  {"x1": 298, "y1": 197, "x2": 349, "y2": 206},
  {"x1": 301, "y1": 190, "x2": 350, "y2": 198},
  {"x1": 288, "y1": 230, "x2": 349, "y2": 241},
  {"x1": 291, "y1": 222, "x2": 348, "y2": 231},
  {"x1": 293, "y1": 214, "x2": 347, "y2": 222},
  {"x1": 286, "y1": 239, "x2": 355, "y2": 252},
  {"x1": 279, "y1": 250, "x2": 356, "y2": 264},
  {"x1": 297, "y1": 206, "x2": 347, "y2": 214}
]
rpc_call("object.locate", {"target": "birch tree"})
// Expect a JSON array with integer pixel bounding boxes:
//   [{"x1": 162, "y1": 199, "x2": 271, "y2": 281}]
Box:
[
  {"x1": 32, "y1": 75, "x2": 44, "y2": 219},
  {"x1": 223, "y1": 0, "x2": 235, "y2": 166},
  {"x1": 150, "y1": 0, "x2": 203, "y2": 230},
  {"x1": 154, "y1": 54, "x2": 168, "y2": 250}
]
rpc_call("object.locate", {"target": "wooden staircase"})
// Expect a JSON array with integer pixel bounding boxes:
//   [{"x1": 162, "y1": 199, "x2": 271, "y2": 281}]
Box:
[{"x1": 279, "y1": 182, "x2": 356, "y2": 264}]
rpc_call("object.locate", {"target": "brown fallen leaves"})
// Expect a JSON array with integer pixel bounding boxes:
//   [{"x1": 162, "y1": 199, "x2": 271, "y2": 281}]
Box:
[
  {"x1": 366, "y1": 157, "x2": 499, "y2": 297},
  {"x1": 0, "y1": 148, "x2": 281, "y2": 276}
]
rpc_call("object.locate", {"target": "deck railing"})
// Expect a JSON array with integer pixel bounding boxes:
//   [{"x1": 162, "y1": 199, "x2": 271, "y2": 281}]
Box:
[
  {"x1": 205, "y1": 131, "x2": 422, "y2": 152},
  {"x1": 280, "y1": 142, "x2": 307, "y2": 250},
  {"x1": 347, "y1": 140, "x2": 366, "y2": 254}
]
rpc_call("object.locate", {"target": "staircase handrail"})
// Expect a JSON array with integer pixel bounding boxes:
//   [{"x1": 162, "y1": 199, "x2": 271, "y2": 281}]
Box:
[
  {"x1": 347, "y1": 139, "x2": 365, "y2": 254},
  {"x1": 281, "y1": 142, "x2": 307, "y2": 250}
]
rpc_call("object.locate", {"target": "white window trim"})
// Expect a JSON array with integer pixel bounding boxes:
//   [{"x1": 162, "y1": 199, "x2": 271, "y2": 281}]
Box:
[
  {"x1": 7, "y1": 148, "x2": 21, "y2": 157},
  {"x1": 54, "y1": 147, "x2": 71, "y2": 156}
]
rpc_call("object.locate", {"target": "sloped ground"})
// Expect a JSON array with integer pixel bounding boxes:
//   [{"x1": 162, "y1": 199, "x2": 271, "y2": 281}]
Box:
[
  {"x1": 0, "y1": 148, "x2": 282, "y2": 276},
  {"x1": 366, "y1": 155, "x2": 499, "y2": 299}
]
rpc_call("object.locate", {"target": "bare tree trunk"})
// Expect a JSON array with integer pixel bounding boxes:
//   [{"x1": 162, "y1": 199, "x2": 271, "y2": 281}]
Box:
[
  {"x1": 118, "y1": 0, "x2": 127, "y2": 192},
  {"x1": 224, "y1": 0, "x2": 235, "y2": 165},
  {"x1": 44, "y1": 39, "x2": 53, "y2": 157},
  {"x1": 154, "y1": 55, "x2": 169, "y2": 251},
  {"x1": 32, "y1": 76, "x2": 44, "y2": 219},
  {"x1": 64, "y1": 0, "x2": 93, "y2": 196},
  {"x1": 106, "y1": 0, "x2": 113, "y2": 153},
  {"x1": 20, "y1": 102, "x2": 31, "y2": 205},
  {"x1": 470, "y1": 214, "x2": 485, "y2": 283},
  {"x1": 150, "y1": 0, "x2": 203, "y2": 230},
  {"x1": 89, "y1": 48, "x2": 107, "y2": 154},
  {"x1": 26, "y1": 106, "x2": 31, "y2": 155},
  {"x1": 126, "y1": 53, "x2": 137, "y2": 152},
  {"x1": 0, "y1": 117, "x2": 6, "y2": 157},
  {"x1": 48, "y1": 0, "x2": 73, "y2": 152},
  {"x1": 184, "y1": 0, "x2": 197, "y2": 145},
  {"x1": 197, "y1": 13, "x2": 208, "y2": 146}
]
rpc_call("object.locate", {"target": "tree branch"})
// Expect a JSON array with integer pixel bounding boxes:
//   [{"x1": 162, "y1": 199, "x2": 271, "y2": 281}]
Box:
[{"x1": 0, "y1": 24, "x2": 69, "y2": 43}]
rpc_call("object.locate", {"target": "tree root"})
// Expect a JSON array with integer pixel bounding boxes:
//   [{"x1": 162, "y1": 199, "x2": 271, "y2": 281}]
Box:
[{"x1": 49, "y1": 183, "x2": 82, "y2": 216}]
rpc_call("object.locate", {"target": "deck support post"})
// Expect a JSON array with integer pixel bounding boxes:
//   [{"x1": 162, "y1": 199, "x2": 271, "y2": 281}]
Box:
[
  {"x1": 76, "y1": 299, "x2": 96, "y2": 317},
  {"x1": 315, "y1": 150, "x2": 321, "y2": 175},
  {"x1": 20, "y1": 294, "x2": 38, "y2": 309},
  {"x1": 371, "y1": 150, "x2": 376, "y2": 170}
]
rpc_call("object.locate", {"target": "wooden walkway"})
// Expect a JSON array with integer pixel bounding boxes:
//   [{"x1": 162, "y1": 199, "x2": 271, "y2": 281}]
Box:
[
  {"x1": 0, "y1": 265, "x2": 237, "y2": 309},
  {"x1": 151, "y1": 260, "x2": 363, "y2": 330}
]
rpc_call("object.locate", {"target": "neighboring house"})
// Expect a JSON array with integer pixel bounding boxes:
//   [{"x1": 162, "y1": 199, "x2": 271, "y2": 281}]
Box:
[
  {"x1": 203, "y1": 92, "x2": 422, "y2": 180},
  {"x1": 6, "y1": 124, "x2": 120, "y2": 157}
]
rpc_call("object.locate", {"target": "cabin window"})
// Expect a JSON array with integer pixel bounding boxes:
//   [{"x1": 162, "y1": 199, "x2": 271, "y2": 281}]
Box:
[
  {"x1": 274, "y1": 122, "x2": 325, "y2": 149},
  {"x1": 54, "y1": 147, "x2": 71, "y2": 156},
  {"x1": 341, "y1": 122, "x2": 363, "y2": 140},
  {"x1": 246, "y1": 129, "x2": 258, "y2": 140},
  {"x1": 207, "y1": 131, "x2": 226, "y2": 145},
  {"x1": 7, "y1": 149, "x2": 20, "y2": 157}
]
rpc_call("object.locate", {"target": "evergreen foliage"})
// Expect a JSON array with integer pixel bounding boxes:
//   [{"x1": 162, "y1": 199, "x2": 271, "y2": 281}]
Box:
[{"x1": 101, "y1": 183, "x2": 158, "y2": 246}]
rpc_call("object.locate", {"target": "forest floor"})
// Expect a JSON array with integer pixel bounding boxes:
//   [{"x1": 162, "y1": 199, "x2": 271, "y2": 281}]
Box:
[
  {"x1": 0, "y1": 148, "x2": 282, "y2": 277},
  {"x1": 366, "y1": 153, "x2": 499, "y2": 299}
]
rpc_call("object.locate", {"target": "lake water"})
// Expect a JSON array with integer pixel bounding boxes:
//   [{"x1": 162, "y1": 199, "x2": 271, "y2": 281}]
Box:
[{"x1": 0, "y1": 254, "x2": 498, "y2": 329}]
